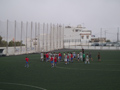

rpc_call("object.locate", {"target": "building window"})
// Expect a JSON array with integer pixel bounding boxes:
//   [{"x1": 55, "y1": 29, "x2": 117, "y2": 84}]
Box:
[
  {"x1": 75, "y1": 29, "x2": 78, "y2": 32},
  {"x1": 82, "y1": 36, "x2": 84, "y2": 39},
  {"x1": 87, "y1": 36, "x2": 89, "y2": 39}
]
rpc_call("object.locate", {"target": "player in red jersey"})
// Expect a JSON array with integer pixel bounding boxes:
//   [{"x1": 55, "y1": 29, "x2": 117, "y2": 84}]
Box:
[
  {"x1": 25, "y1": 57, "x2": 29, "y2": 68},
  {"x1": 67, "y1": 53, "x2": 69, "y2": 64},
  {"x1": 58, "y1": 52, "x2": 62, "y2": 62},
  {"x1": 54, "y1": 55, "x2": 57, "y2": 67},
  {"x1": 71, "y1": 53, "x2": 73, "y2": 63},
  {"x1": 46, "y1": 53, "x2": 49, "y2": 62},
  {"x1": 50, "y1": 55, "x2": 54, "y2": 67}
]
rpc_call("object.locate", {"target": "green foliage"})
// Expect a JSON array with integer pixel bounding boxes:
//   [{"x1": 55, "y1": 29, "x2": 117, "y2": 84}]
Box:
[
  {"x1": 0, "y1": 36, "x2": 8, "y2": 47},
  {"x1": 0, "y1": 35, "x2": 25, "y2": 47},
  {"x1": 8, "y1": 40, "x2": 25, "y2": 46},
  {"x1": 106, "y1": 39, "x2": 111, "y2": 42},
  {"x1": 8, "y1": 40, "x2": 14, "y2": 46},
  {"x1": 1, "y1": 40, "x2": 8, "y2": 46}
]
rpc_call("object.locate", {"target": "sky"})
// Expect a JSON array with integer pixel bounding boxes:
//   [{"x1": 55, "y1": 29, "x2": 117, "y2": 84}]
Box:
[{"x1": 0, "y1": 0, "x2": 120, "y2": 41}]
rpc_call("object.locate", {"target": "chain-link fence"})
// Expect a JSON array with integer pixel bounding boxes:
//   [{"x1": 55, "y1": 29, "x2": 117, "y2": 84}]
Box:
[{"x1": 0, "y1": 20, "x2": 64, "y2": 56}]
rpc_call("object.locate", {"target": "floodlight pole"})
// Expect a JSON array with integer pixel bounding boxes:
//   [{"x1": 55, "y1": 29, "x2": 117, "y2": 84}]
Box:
[
  {"x1": 26, "y1": 22, "x2": 28, "y2": 54},
  {"x1": 100, "y1": 28, "x2": 102, "y2": 50},
  {"x1": 6, "y1": 20, "x2": 8, "y2": 56},
  {"x1": 117, "y1": 27, "x2": 119, "y2": 42},
  {"x1": 43, "y1": 23, "x2": 45, "y2": 52},
  {"x1": 31, "y1": 22, "x2": 33, "y2": 53},
  {"x1": 14, "y1": 20, "x2": 16, "y2": 55},
  {"x1": 53, "y1": 24, "x2": 55, "y2": 50},
  {"x1": 34, "y1": 22, "x2": 37, "y2": 52},
  {"x1": 46, "y1": 23, "x2": 48, "y2": 51},
  {"x1": 50, "y1": 23, "x2": 52, "y2": 51},
  {"x1": 63, "y1": 24, "x2": 64, "y2": 49},
  {"x1": 57, "y1": 24, "x2": 59, "y2": 49},
  {"x1": 38, "y1": 22, "x2": 40, "y2": 52},
  {"x1": 20, "y1": 21, "x2": 23, "y2": 54},
  {"x1": 59, "y1": 24, "x2": 61, "y2": 49}
]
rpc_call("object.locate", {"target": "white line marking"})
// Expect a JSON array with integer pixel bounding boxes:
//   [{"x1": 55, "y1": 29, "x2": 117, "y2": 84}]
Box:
[
  {"x1": 0, "y1": 82, "x2": 47, "y2": 90},
  {"x1": 60, "y1": 62, "x2": 120, "y2": 65},
  {"x1": 57, "y1": 66, "x2": 120, "y2": 72}
]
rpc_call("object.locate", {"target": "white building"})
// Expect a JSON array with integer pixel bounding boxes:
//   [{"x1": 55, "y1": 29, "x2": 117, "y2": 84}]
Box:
[{"x1": 64, "y1": 25, "x2": 92, "y2": 46}]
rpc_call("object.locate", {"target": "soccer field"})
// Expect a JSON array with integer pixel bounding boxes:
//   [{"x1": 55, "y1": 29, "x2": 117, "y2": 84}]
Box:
[{"x1": 0, "y1": 49, "x2": 120, "y2": 90}]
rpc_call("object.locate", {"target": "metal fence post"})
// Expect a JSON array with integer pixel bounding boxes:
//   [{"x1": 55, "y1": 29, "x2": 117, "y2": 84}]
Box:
[
  {"x1": 6, "y1": 20, "x2": 9, "y2": 56},
  {"x1": 14, "y1": 20, "x2": 16, "y2": 55},
  {"x1": 26, "y1": 22, "x2": 28, "y2": 54}
]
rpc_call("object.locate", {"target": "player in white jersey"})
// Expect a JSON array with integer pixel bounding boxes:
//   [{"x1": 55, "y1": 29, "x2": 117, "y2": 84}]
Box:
[
  {"x1": 77, "y1": 53, "x2": 80, "y2": 61},
  {"x1": 64, "y1": 53, "x2": 67, "y2": 64},
  {"x1": 49, "y1": 52, "x2": 51, "y2": 61},
  {"x1": 85, "y1": 54, "x2": 90, "y2": 64},
  {"x1": 41, "y1": 52, "x2": 43, "y2": 61},
  {"x1": 79, "y1": 52, "x2": 83, "y2": 61},
  {"x1": 68, "y1": 52, "x2": 71, "y2": 61},
  {"x1": 67, "y1": 53, "x2": 69, "y2": 64},
  {"x1": 73, "y1": 52, "x2": 76, "y2": 58},
  {"x1": 57, "y1": 53, "x2": 59, "y2": 60}
]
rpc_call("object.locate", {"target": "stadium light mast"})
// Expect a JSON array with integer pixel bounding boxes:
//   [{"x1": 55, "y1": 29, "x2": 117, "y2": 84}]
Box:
[
  {"x1": 14, "y1": 20, "x2": 16, "y2": 55},
  {"x1": 6, "y1": 20, "x2": 9, "y2": 55},
  {"x1": 43, "y1": 23, "x2": 45, "y2": 52},
  {"x1": 117, "y1": 27, "x2": 119, "y2": 42},
  {"x1": 100, "y1": 28, "x2": 102, "y2": 50},
  {"x1": 100, "y1": 28, "x2": 102, "y2": 43},
  {"x1": 31, "y1": 21, "x2": 33, "y2": 52},
  {"x1": 26, "y1": 21, "x2": 28, "y2": 54},
  {"x1": 63, "y1": 24, "x2": 64, "y2": 49},
  {"x1": 46, "y1": 23, "x2": 48, "y2": 51},
  {"x1": 35, "y1": 22, "x2": 37, "y2": 52},
  {"x1": 38, "y1": 22, "x2": 40, "y2": 52},
  {"x1": 104, "y1": 30, "x2": 108, "y2": 41},
  {"x1": 20, "y1": 21, "x2": 23, "y2": 54}
]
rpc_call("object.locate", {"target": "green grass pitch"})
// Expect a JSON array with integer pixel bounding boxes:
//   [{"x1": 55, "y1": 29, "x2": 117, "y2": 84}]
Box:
[{"x1": 0, "y1": 49, "x2": 120, "y2": 90}]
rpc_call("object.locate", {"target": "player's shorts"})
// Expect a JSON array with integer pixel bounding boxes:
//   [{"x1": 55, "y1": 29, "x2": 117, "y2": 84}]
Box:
[
  {"x1": 55, "y1": 62, "x2": 57, "y2": 64},
  {"x1": 89, "y1": 56, "x2": 91, "y2": 58},
  {"x1": 64, "y1": 59, "x2": 67, "y2": 61},
  {"x1": 26, "y1": 61, "x2": 28, "y2": 64},
  {"x1": 80, "y1": 56, "x2": 82, "y2": 58},
  {"x1": 67, "y1": 59, "x2": 69, "y2": 61},
  {"x1": 78, "y1": 58, "x2": 79, "y2": 59},
  {"x1": 51, "y1": 61, "x2": 53, "y2": 63},
  {"x1": 86, "y1": 59, "x2": 89, "y2": 61},
  {"x1": 71, "y1": 58, "x2": 73, "y2": 60},
  {"x1": 59, "y1": 56, "x2": 61, "y2": 60},
  {"x1": 83, "y1": 58, "x2": 85, "y2": 61}
]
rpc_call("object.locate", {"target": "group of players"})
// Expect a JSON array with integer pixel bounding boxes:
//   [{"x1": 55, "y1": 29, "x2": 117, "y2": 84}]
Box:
[
  {"x1": 40, "y1": 48, "x2": 101, "y2": 68},
  {"x1": 25, "y1": 48, "x2": 101, "y2": 68}
]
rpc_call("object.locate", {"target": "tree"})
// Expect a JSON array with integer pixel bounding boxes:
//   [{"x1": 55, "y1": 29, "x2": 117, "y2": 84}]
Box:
[
  {"x1": 0, "y1": 36, "x2": 2, "y2": 44},
  {"x1": 16, "y1": 41, "x2": 21, "y2": 46},
  {"x1": 0, "y1": 35, "x2": 25, "y2": 47},
  {"x1": 8, "y1": 40, "x2": 25, "y2": 46},
  {"x1": 2, "y1": 40, "x2": 8, "y2": 46},
  {"x1": 106, "y1": 40, "x2": 111, "y2": 42},
  {"x1": 0, "y1": 35, "x2": 8, "y2": 47},
  {"x1": 8, "y1": 40, "x2": 14, "y2": 46}
]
